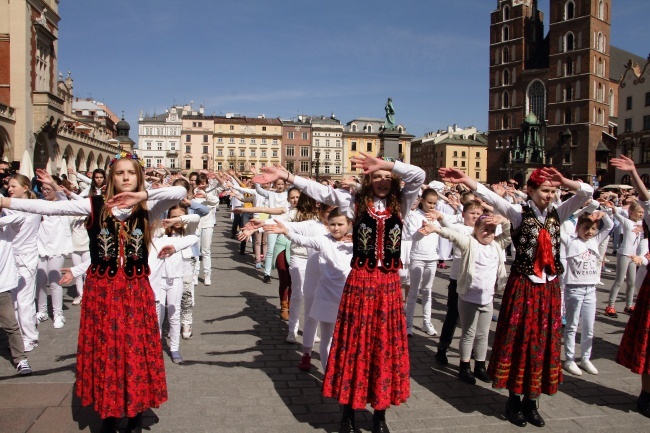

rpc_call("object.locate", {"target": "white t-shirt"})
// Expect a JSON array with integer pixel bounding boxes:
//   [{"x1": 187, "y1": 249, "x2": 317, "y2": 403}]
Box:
[{"x1": 460, "y1": 242, "x2": 498, "y2": 305}]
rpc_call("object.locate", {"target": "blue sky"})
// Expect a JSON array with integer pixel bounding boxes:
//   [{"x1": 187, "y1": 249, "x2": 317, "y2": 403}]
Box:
[{"x1": 58, "y1": 0, "x2": 649, "y2": 138}]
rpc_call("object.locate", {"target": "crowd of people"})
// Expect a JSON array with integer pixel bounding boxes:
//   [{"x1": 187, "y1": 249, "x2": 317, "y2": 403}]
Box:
[{"x1": 1, "y1": 152, "x2": 650, "y2": 432}]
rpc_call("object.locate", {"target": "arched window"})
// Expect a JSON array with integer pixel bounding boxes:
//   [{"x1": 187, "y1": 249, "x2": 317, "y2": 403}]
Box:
[
  {"x1": 527, "y1": 80, "x2": 546, "y2": 120},
  {"x1": 565, "y1": 108, "x2": 573, "y2": 124},
  {"x1": 597, "y1": 82, "x2": 603, "y2": 102},
  {"x1": 565, "y1": 1, "x2": 575, "y2": 19},
  {"x1": 598, "y1": 0, "x2": 604, "y2": 20},
  {"x1": 351, "y1": 124, "x2": 357, "y2": 132},
  {"x1": 609, "y1": 89, "x2": 615, "y2": 116},
  {"x1": 503, "y1": 69, "x2": 510, "y2": 85},
  {"x1": 366, "y1": 125, "x2": 373, "y2": 133},
  {"x1": 504, "y1": 115, "x2": 510, "y2": 129},
  {"x1": 503, "y1": 46, "x2": 510, "y2": 63},
  {"x1": 565, "y1": 32, "x2": 575, "y2": 51},
  {"x1": 503, "y1": 91, "x2": 510, "y2": 108},
  {"x1": 565, "y1": 83, "x2": 573, "y2": 101},
  {"x1": 598, "y1": 108, "x2": 604, "y2": 125},
  {"x1": 503, "y1": 5, "x2": 510, "y2": 20},
  {"x1": 503, "y1": 26, "x2": 510, "y2": 42},
  {"x1": 566, "y1": 57, "x2": 574, "y2": 75},
  {"x1": 597, "y1": 32, "x2": 603, "y2": 52}
]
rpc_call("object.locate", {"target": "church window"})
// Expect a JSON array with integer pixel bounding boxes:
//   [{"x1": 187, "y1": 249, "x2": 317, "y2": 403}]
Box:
[
  {"x1": 503, "y1": 5, "x2": 510, "y2": 21},
  {"x1": 503, "y1": 46, "x2": 510, "y2": 63},
  {"x1": 598, "y1": 0, "x2": 604, "y2": 20},
  {"x1": 502, "y1": 26, "x2": 509, "y2": 42},
  {"x1": 565, "y1": 32, "x2": 575, "y2": 51},
  {"x1": 565, "y1": 1, "x2": 575, "y2": 20},
  {"x1": 609, "y1": 89, "x2": 615, "y2": 116},
  {"x1": 527, "y1": 80, "x2": 546, "y2": 120},
  {"x1": 566, "y1": 57, "x2": 574, "y2": 75},
  {"x1": 503, "y1": 91, "x2": 510, "y2": 108},
  {"x1": 503, "y1": 69, "x2": 510, "y2": 85},
  {"x1": 565, "y1": 108, "x2": 573, "y2": 124},
  {"x1": 565, "y1": 83, "x2": 573, "y2": 101}
]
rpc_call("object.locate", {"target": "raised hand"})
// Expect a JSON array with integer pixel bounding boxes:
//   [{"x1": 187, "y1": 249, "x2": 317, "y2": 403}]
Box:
[
  {"x1": 157, "y1": 245, "x2": 177, "y2": 258},
  {"x1": 350, "y1": 152, "x2": 390, "y2": 174},
  {"x1": 263, "y1": 219, "x2": 288, "y2": 235},
  {"x1": 242, "y1": 219, "x2": 264, "y2": 231},
  {"x1": 610, "y1": 155, "x2": 636, "y2": 172},
  {"x1": 161, "y1": 217, "x2": 181, "y2": 228},
  {"x1": 252, "y1": 165, "x2": 285, "y2": 185},
  {"x1": 538, "y1": 167, "x2": 564, "y2": 187},
  {"x1": 438, "y1": 167, "x2": 469, "y2": 184},
  {"x1": 35, "y1": 168, "x2": 55, "y2": 186},
  {"x1": 105, "y1": 191, "x2": 147, "y2": 209}
]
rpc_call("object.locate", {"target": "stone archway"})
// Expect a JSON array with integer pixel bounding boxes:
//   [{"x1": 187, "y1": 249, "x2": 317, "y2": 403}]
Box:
[
  {"x1": 0, "y1": 126, "x2": 12, "y2": 163},
  {"x1": 86, "y1": 151, "x2": 95, "y2": 172},
  {"x1": 75, "y1": 148, "x2": 86, "y2": 173}
]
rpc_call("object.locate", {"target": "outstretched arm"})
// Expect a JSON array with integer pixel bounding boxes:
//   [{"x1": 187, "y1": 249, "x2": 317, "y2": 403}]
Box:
[{"x1": 611, "y1": 155, "x2": 650, "y2": 202}]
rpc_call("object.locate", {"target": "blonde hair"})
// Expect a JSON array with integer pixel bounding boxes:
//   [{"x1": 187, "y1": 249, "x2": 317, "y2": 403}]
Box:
[{"x1": 9, "y1": 174, "x2": 36, "y2": 199}]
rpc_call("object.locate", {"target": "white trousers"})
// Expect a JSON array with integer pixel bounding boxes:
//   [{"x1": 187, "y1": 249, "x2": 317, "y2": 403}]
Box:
[
  {"x1": 11, "y1": 253, "x2": 39, "y2": 343},
  {"x1": 405, "y1": 258, "x2": 437, "y2": 328},
  {"x1": 157, "y1": 277, "x2": 183, "y2": 352},
  {"x1": 71, "y1": 250, "x2": 90, "y2": 297},
  {"x1": 194, "y1": 227, "x2": 213, "y2": 277},
  {"x1": 318, "y1": 321, "x2": 336, "y2": 373},
  {"x1": 36, "y1": 255, "x2": 65, "y2": 317},
  {"x1": 287, "y1": 256, "x2": 307, "y2": 336},
  {"x1": 564, "y1": 284, "x2": 597, "y2": 362}
]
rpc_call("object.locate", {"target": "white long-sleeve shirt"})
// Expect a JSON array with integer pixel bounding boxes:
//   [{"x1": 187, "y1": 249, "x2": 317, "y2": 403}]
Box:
[
  {"x1": 0, "y1": 209, "x2": 40, "y2": 256},
  {"x1": 148, "y1": 234, "x2": 199, "y2": 297},
  {"x1": 564, "y1": 213, "x2": 614, "y2": 286},
  {"x1": 405, "y1": 208, "x2": 440, "y2": 261},
  {"x1": 286, "y1": 231, "x2": 353, "y2": 323}
]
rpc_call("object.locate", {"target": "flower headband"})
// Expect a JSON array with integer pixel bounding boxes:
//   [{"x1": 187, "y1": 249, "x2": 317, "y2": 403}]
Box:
[
  {"x1": 528, "y1": 169, "x2": 547, "y2": 187},
  {"x1": 109, "y1": 151, "x2": 145, "y2": 169}
]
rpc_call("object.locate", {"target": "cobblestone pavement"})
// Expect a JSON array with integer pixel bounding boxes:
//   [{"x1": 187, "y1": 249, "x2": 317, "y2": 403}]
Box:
[{"x1": 0, "y1": 212, "x2": 649, "y2": 432}]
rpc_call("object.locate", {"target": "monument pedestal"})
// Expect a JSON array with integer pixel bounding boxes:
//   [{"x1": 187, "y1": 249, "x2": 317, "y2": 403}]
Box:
[{"x1": 380, "y1": 129, "x2": 401, "y2": 160}]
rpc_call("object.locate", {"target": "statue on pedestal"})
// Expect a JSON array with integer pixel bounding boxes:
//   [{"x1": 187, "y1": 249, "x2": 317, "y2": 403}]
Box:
[{"x1": 383, "y1": 98, "x2": 396, "y2": 130}]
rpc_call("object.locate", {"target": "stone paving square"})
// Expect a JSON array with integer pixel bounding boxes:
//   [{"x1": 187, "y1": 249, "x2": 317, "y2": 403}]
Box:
[{"x1": 0, "y1": 213, "x2": 648, "y2": 432}]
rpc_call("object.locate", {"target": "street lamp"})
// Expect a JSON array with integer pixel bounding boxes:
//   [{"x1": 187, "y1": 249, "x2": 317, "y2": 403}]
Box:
[{"x1": 312, "y1": 150, "x2": 321, "y2": 181}]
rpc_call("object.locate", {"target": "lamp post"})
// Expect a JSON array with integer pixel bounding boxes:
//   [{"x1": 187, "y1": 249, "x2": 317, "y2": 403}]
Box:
[{"x1": 312, "y1": 150, "x2": 321, "y2": 181}]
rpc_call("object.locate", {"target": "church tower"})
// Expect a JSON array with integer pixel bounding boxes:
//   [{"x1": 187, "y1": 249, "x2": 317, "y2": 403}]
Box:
[{"x1": 545, "y1": 0, "x2": 611, "y2": 179}]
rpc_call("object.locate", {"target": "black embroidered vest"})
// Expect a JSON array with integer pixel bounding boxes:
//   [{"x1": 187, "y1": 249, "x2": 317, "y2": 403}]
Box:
[
  {"x1": 511, "y1": 204, "x2": 564, "y2": 277},
  {"x1": 351, "y1": 205, "x2": 402, "y2": 271},
  {"x1": 86, "y1": 195, "x2": 150, "y2": 279}
]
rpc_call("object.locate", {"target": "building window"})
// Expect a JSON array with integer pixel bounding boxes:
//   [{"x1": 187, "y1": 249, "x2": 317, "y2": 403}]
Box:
[
  {"x1": 262, "y1": 127, "x2": 267, "y2": 131},
  {"x1": 503, "y1": 69, "x2": 510, "y2": 85},
  {"x1": 272, "y1": 139, "x2": 278, "y2": 145},
  {"x1": 502, "y1": 25, "x2": 509, "y2": 42},
  {"x1": 230, "y1": 125, "x2": 234, "y2": 130},
  {"x1": 527, "y1": 80, "x2": 546, "y2": 120},
  {"x1": 286, "y1": 146, "x2": 295, "y2": 157},
  {"x1": 250, "y1": 138, "x2": 256, "y2": 144},
  {"x1": 503, "y1": 46, "x2": 510, "y2": 63},
  {"x1": 565, "y1": 1, "x2": 575, "y2": 20},
  {"x1": 217, "y1": 137, "x2": 223, "y2": 144},
  {"x1": 229, "y1": 137, "x2": 235, "y2": 144},
  {"x1": 156, "y1": 158, "x2": 162, "y2": 166},
  {"x1": 146, "y1": 143, "x2": 152, "y2": 150},
  {"x1": 239, "y1": 149, "x2": 245, "y2": 157},
  {"x1": 366, "y1": 142, "x2": 372, "y2": 152},
  {"x1": 644, "y1": 115, "x2": 650, "y2": 131},
  {"x1": 185, "y1": 160, "x2": 191, "y2": 170},
  {"x1": 300, "y1": 147, "x2": 309, "y2": 157},
  {"x1": 228, "y1": 149, "x2": 235, "y2": 157},
  {"x1": 239, "y1": 162, "x2": 245, "y2": 171},
  {"x1": 335, "y1": 166, "x2": 341, "y2": 175},
  {"x1": 261, "y1": 138, "x2": 267, "y2": 144},
  {"x1": 598, "y1": 0, "x2": 604, "y2": 20},
  {"x1": 315, "y1": 139, "x2": 320, "y2": 146},
  {"x1": 646, "y1": 92, "x2": 650, "y2": 107},
  {"x1": 302, "y1": 132, "x2": 308, "y2": 140},
  {"x1": 461, "y1": 151, "x2": 466, "y2": 157},
  {"x1": 461, "y1": 161, "x2": 466, "y2": 167},
  {"x1": 240, "y1": 138, "x2": 245, "y2": 144},
  {"x1": 203, "y1": 145, "x2": 209, "y2": 154},
  {"x1": 627, "y1": 96, "x2": 633, "y2": 110},
  {"x1": 261, "y1": 150, "x2": 266, "y2": 157},
  {"x1": 565, "y1": 32, "x2": 574, "y2": 51},
  {"x1": 351, "y1": 141, "x2": 357, "y2": 151},
  {"x1": 324, "y1": 165, "x2": 330, "y2": 174},
  {"x1": 624, "y1": 118, "x2": 633, "y2": 133},
  {"x1": 146, "y1": 158, "x2": 152, "y2": 168},
  {"x1": 217, "y1": 149, "x2": 223, "y2": 157},
  {"x1": 203, "y1": 160, "x2": 208, "y2": 169},
  {"x1": 300, "y1": 161, "x2": 309, "y2": 172},
  {"x1": 217, "y1": 162, "x2": 223, "y2": 171},
  {"x1": 476, "y1": 172, "x2": 480, "y2": 179},
  {"x1": 185, "y1": 145, "x2": 191, "y2": 153},
  {"x1": 476, "y1": 151, "x2": 480, "y2": 158},
  {"x1": 250, "y1": 149, "x2": 256, "y2": 157},
  {"x1": 157, "y1": 143, "x2": 163, "y2": 150},
  {"x1": 503, "y1": 91, "x2": 510, "y2": 108},
  {"x1": 565, "y1": 83, "x2": 573, "y2": 101},
  {"x1": 325, "y1": 152, "x2": 330, "y2": 160},
  {"x1": 169, "y1": 159, "x2": 176, "y2": 169},
  {"x1": 565, "y1": 108, "x2": 573, "y2": 124},
  {"x1": 325, "y1": 139, "x2": 330, "y2": 147},
  {"x1": 453, "y1": 160, "x2": 458, "y2": 167},
  {"x1": 201, "y1": 135, "x2": 207, "y2": 143},
  {"x1": 476, "y1": 161, "x2": 480, "y2": 168},
  {"x1": 503, "y1": 5, "x2": 510, "y2": 20},
  {"x1": 272, "y1": 150, "x2": 278, "y2": 158},
  {"x1": 185, "y1": 135, "x2": 191, "y2": 142},
  {"x1": 288, "y1": 132, "x2": 294, "y2": 139},
  {"x1": 335, "y1": 152, "x2": 341, "y2": 160},
  {"x1": 566, "y1": 57, "x2": 573, "y2": 75}
]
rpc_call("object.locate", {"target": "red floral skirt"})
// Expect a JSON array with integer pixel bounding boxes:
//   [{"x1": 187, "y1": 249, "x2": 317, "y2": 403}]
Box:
[
  {"x1": 487, "y1": 273, "x2": 563, "y2": 399},
  {"x1": 322, "y1": 268, "x2": 410, "y2": 410},
  {"x1": 75, "y1": 269, "x2": 168, "y2": 418},
  {"x1": 617, "y1": 270, "x2": 650, "y2": 374}
]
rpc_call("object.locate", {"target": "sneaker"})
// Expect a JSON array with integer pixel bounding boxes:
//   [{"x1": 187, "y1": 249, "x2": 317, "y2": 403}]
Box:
[
  {"x1": 53, "y1": 314, "x2": 65, "y2": 329},
  {"x1": 604, "y1": 306, "x2": 618, "y2": 318},
  {"x1": 313, "y1": 334, "x2": 321, "y2": 344},
  {"x1": 580, "y1": 359, "x2": 599, "y2": 375},
  {"x1": 170, "y1": 351, "x2": 183, "y2": 364},
  {"x1": 298, "y1": 353, "x2": 312, "y2": 371},
  {"x1": 602, "y1": 266, "x2": 613, "y2": 273},
  {"x1": 36, "y1": 312, "x2": 48, "y2": 323},
  {"x1": 181, "y1": 324, "x2": 193, "y2": 340},
  {"x1": 423, "y1": 321, "x2": 438, "y2": 336},
  {"x1": 624, "y1": 306, "x2": 635, "y2": 314},
  {"x1": 16, "y1": 359, "x2": 32, "y2": 375},
  {"x1": 255, "y1": 262, "x2": 263, "y2": 269},
  {"x1": 437, "y1": 262, "x2": 448, "y2": 269},
  {"x1": 561, "y1": 316, "x2": 567, "y2": 327},
  {"x1": 263, "y1": 275, "x2": 271, "y2": 284},
  {"x1": 597, "y1": 281, "x2": 605, "y2": 286},
  {"x1": 204, "y1": 275, "x2": 211, "y2": 286},
  {"x1": 492, "y1": 314, "x2": 498, "y2": 322},
  {"x1": 24, "y1": 340, "x2": 39, "y2": 353},
  {"x1": 72, "y1": 296, "x2": 82, "y2": 306},
  {"x1": 193, "y1": 275, "x2": 199, "y2": 286},
  {"x1": 286, "y1": 333, "x2": 297, "y2": 344},
  {"x1": 563, "y1": 360, "x2": 582, "y2": 376}
]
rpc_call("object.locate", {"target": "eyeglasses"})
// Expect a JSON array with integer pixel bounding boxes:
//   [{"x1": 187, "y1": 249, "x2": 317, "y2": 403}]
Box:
[{"x1": 41, "y1": 188, "x2": 53, "y2": 194}]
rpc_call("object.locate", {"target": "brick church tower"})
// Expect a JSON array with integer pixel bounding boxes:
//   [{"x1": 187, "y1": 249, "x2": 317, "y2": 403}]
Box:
[{"x1": 487, "y1": 0, "x2": 613, "y2": 185}]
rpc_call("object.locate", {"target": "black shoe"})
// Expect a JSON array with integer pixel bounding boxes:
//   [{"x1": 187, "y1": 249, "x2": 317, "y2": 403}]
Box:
[
  {"x1": 505, "y1": 395, "x2": 527, "y2": 427},
  {"x1": 435, "y1": 349, "x2": 448, "y2": 365},
  {"x1": 458, "y1": 362, "x2": 476, "y2": 385},
  {"x1": 263, "y1": 275, "x2": 271, "y2": 283},
  {"x1": 637, "y1": 392, "x2": 650, "y2": 418},
  {"x1": 340, "y1": 405, "x2": 361, "y2": 433},
  {"x1": 372, "y1": 410, "x2": 390, "y2": 433},
  {"x1": 100, "y1": 417, "x2": 118, "y2": 433},
  {"x1": 125, "y1": 413, "x2": 143, "y2": 433},
  {"x1": 473, "y1": 365, "x2": 491, "y2": 383},
  {"x1": 522, "y1": 399, "x2": 545, "y2": 427}
]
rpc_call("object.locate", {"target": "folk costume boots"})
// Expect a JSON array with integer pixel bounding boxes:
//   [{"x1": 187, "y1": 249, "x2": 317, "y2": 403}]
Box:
[
  {"x1": 339, "y1": 404, "x2": 360, "y2": 433},
  {"x1": 372, "y1": 409, "x2": 390, "y2": 433}
]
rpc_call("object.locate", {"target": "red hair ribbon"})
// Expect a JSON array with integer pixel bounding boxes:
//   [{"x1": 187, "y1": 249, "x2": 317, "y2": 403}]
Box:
[
  {"x1": 533, "y1": 228, "x2": 556, "y2": 278},
  {"x1": 528, "y1": 169, "x2": 547, "y2": 187}
]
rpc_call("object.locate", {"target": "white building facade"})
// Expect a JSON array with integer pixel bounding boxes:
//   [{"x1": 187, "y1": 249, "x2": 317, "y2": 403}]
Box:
[{"x1": 137, "y1": 106, "x2": 183, "y2": 170}]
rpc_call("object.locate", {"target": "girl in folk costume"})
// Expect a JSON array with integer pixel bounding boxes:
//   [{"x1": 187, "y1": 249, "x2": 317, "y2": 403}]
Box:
[
  {"x1": 0, "y1": 174, "x2": 41, "y2": 352},
  {"x1": 609, "y1": 155, "x2": 650, "y2": 417},
  {"x1": 439, "y1": 166, "x2": 593, "y2": 428},
  {"x1": 404, "y1": 188, "x2": 441, "y2": 337},
  {"x1": 561, "y1": 209, "x2": 613, "y2": 377},
  {"x1": 253, "y1": 153, "x2": 425, "y2": 433},
  {"x1": 2, "y1": 152, "x2": 187, "y2": 433}
]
